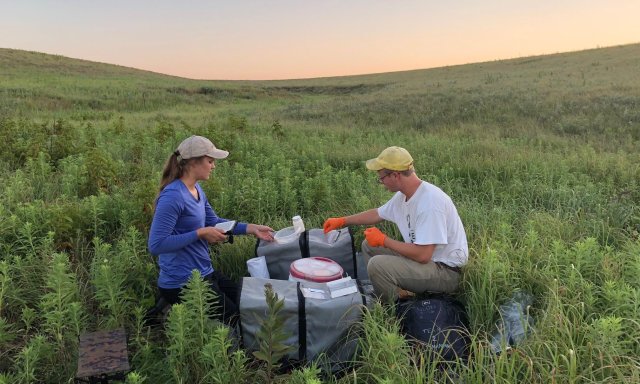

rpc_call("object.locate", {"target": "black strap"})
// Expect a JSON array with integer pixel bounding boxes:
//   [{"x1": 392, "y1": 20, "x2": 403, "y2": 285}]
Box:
[
  {"x1": 237, "y1": 278, "x2": 246, "y2": 346},
  {"x1": 298, "y1": 230, "x2": 310, "y2": 259},
  {"x1": 436, "y1": 262, "x2": 462, "y2": 274},
  {"x1": 296, "y1": 282, "x2": 307, "y2": 361},
  {"x1": 348, "y1": 227, "x2": 358, "y2": 279}
]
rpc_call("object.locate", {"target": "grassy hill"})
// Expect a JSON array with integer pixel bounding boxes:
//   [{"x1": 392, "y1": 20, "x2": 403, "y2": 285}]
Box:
[
  {"x1": 2, "y1": 44, "x2": 639, "y2": 150},
  {"x1": 0, "y1": 44, "x2": 638, "y2": 383}
]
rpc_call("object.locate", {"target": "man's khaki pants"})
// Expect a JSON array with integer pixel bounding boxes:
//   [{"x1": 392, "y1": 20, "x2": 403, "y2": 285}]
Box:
[{"x1": 361, "y1": 240, "x2": 461, "y2": 303}]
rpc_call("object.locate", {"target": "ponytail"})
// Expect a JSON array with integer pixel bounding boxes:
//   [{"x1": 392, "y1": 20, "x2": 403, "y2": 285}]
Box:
[
  {"x1": 154, "y1": 153, "x2": 186, "y2": 208},
  {"x1": 161, "y1": 153, "x2": 185, "y2": 191},
  {"x1": 154, "y1": 152, "x2": 205, "y2": 209}
]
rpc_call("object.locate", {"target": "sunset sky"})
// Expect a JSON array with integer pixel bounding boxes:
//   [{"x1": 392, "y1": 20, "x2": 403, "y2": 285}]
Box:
[{"x1": 1, "y1": 1, "x2": 639, "y2": 80}]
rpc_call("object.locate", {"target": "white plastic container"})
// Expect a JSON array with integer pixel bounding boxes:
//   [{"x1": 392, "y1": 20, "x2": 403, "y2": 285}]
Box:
[
  {"x1": 274, "y1": 215, "x2": 306, "y2": 244},
  {"x1": 292, "y1": 215, "x2": 305, "y2": 233},
  {"x1": 289, "y1": 257, "x2": 344, "y2": 283}
]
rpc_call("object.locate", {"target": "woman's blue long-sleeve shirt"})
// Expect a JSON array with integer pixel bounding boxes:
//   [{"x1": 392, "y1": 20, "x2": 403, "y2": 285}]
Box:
[{"x1": 148, "y1": 179, "x2": 248, "y2": 288}]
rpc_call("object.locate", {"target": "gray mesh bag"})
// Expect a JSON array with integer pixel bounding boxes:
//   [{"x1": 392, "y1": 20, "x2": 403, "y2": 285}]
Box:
[
  {"x1": 239, "y1": 277, "x2": 368, "y2": 362},
  {"x1": 255, "y1": 228, "x2": 358, "y2": 280}
]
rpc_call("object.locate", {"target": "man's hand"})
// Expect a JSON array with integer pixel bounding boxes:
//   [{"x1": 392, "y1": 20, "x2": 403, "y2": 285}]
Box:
[
  {"x1": 364, "y1": 227, "x2": 386, "y2": 247},
  {"x1": 323, "y1": 217, "x2": 346, "y2": 233}
]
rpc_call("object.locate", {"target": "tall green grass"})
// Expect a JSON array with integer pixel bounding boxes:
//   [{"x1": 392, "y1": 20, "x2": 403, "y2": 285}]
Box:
[{"x1": 0, "y1": 44, "x2": 638, "y2": 382}]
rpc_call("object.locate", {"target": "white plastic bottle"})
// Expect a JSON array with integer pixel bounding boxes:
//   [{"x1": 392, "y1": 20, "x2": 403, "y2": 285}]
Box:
[{"x1": 292, "y1": 215, "x2": 305, "y2": 234}]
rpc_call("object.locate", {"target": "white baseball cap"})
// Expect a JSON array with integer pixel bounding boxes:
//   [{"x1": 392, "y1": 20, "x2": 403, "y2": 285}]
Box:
[{"x1": 176, "y1": 135, "x2": 229, "y2": 160}]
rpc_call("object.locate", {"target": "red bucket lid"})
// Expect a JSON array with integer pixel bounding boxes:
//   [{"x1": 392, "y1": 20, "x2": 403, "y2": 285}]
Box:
[{"x1": 290, "y1": 257, "x2": 343, "y2": 283}]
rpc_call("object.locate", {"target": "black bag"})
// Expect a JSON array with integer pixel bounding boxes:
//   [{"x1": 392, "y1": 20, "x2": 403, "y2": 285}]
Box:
[{"x1": 396, "y1": 294, "x2": 470, "y2": 361}]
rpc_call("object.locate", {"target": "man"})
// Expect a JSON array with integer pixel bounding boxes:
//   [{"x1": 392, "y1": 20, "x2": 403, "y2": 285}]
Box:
[{"x1": 323, "y1": 146, "x2": 468, "y2": 303}]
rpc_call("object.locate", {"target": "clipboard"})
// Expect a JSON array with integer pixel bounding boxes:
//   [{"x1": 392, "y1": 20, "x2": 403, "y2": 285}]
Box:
[{"x1": 214, "y1": 220, "x2": 237, "y2": 234}]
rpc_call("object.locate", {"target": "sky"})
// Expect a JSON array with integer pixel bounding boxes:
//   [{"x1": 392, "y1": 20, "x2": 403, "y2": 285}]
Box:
[{"x1": 1, "y1": 1, "x2": 639, "y2": 80}]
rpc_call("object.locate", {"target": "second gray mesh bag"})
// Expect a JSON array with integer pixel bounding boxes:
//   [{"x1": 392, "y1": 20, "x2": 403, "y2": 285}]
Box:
[{"x1": 255, "y1": 228, "x2": 358, "y2": 280}]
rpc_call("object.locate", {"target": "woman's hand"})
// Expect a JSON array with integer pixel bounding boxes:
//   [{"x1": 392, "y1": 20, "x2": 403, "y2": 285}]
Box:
[
  {"x1": 247, "y1": 224, "x2": 275, "y2": 242},
  {"x1": 197, "y1": 227, "x2": 228, "y2": 244}
]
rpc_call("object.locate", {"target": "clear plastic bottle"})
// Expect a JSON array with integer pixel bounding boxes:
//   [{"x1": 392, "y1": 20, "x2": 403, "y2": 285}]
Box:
[
  {"x1": 490, "y1": 291, "x2": 534, "y2": 354},
  {"x1": 292, "y1": 215, "x2": 305, "y2": 234}
]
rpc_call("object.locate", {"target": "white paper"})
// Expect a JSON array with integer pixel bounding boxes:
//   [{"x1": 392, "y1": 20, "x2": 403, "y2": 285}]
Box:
[
  {"x1": 298, "y1": 277, "x2": 359, "y2": 300},
  {"x1": 301, "y1": 287, "x2": 329, "y2": 300},
  {"x1": 327, "y1": 277, "x2": 358, "y2": 298},
  {"x1": 329, "y1": 285, "x2": 359, "y2": 298},
  {"x1": 214, "y1": 220, "x2": 236, "y2": 233},
  {"x1": 326, "y1": 276, "x2": 353, "y2": 287}
]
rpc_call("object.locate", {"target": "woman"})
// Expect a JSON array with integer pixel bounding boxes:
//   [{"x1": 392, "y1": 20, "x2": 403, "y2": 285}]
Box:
[{"x1": 148, "y1": 135, "x2": 274, "y2": 325}]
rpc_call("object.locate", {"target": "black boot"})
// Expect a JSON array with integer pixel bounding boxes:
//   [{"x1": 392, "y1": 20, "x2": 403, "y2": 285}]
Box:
[{"x1": 143, "y1": 296, "x2": 170, "y2": 327}]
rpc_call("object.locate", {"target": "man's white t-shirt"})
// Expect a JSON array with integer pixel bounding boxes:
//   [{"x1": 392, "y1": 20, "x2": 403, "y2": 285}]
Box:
[{"x1": 377, "y1": 181, "x2": 468, "y2": 267}]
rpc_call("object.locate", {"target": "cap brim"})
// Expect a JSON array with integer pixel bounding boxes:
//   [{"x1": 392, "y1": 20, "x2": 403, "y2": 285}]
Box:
[
  {"x1": 365, "y1": 158, "x2": 384, "y2": 171},
  {"x1": 208, "y1": 149, "x2": 229, "y2": 159}
]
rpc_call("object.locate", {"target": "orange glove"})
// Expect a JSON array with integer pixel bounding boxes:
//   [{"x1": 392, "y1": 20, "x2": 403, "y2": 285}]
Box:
[
  {"x1": 323, "y1": 217, "x2": 346, "y2": 233},
  {"x1": 364, "y1": 227, "x2": 386, "y2": 247}
]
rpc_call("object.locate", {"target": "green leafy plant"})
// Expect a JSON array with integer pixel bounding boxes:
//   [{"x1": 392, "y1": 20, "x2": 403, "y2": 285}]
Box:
[
  {"x1": 286, "y1": 365, "x2": 322, "y2": 384},
  {"x1": 199, "y1": 326, "x2": 249, "y2": 384},
  {"x1": 39, "y1": 252, "x2": 84, "y2": 346},
  {"x1": 252, "y1": 283, "x2": 295, "y2": 384},
  {"x1": 0, "y1": 317, "x2": 15, "y2": 346},
  {"x1": 0, "y1": 262, "x2": 9, "y2": 317},
  {"x1": 20, "y1": 307, "x2": 36, "y2": 333},
  {"x1": 165, "y1": 303, "x2": 194, "y2": 384},
  {"x1": 125, "y1": 371, "x2": 147, "y2": 384},
  {"x1": 91, "y1": 240, "x2": 128, "y2": 328},
  {"x1": 165, "y1": 270, "x2": 226, "y2": 383},
  {"x1": 13, "y1": 335, "x2": 49, "y2": 384},
  {"x1": 354, "y1": 302, "x2": 423, "y2": 382}
]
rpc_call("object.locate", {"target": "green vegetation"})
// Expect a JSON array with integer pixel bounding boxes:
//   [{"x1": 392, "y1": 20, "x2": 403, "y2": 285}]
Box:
[
  {"x1": 252, "y1": 284, "x2": 297, "y2": 384},
  {"x1": 0, "y1": 44, "x2": 639, "y2": 383}
]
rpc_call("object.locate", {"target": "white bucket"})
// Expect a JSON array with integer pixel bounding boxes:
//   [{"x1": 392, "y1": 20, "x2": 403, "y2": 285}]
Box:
[{"x1": 289, "y1": 257, "x2": 344, "y2": 283}]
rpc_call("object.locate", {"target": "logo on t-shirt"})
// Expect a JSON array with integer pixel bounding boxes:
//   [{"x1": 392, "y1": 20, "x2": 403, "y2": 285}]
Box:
[{"x1": 407, "y1": 214, "x2": 415, "y2": 243}]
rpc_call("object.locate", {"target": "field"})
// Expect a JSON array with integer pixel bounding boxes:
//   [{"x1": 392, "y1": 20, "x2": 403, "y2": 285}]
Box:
[{"x1": 0, "y1": 44, "x2": 639, "y2": 383}]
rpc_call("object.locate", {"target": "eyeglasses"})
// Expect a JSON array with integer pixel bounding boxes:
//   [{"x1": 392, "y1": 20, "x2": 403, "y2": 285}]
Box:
[{"x1": 377, "y1": 172, "x2": 394, "y2": 184}]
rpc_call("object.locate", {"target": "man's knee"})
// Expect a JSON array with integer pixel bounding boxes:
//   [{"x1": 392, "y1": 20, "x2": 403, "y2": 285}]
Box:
[
  {"x1": 367, "y1": 255, "x2": 395, "y2": 285},
  {"x1": 361, "y1": 239, "x2": 372, "y2": 256},
  {"x1": 366, "y1": 256, "x2": 399, "y2": 303},
  {"x1": 366, "y1": 255, "x2": 381, "y2": 277}
]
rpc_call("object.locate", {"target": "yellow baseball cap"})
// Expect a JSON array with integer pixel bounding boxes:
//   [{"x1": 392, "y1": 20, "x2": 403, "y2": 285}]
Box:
[{"x1": 365, "y1": 146, "x2": 414, "y2": 171}]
